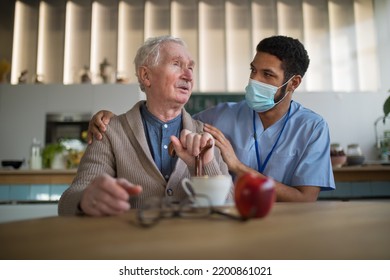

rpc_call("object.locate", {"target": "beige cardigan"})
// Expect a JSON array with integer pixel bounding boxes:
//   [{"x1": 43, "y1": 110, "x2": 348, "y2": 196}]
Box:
[{"x1": 58, "y1": 101, "x2": 231, "y2": 215}]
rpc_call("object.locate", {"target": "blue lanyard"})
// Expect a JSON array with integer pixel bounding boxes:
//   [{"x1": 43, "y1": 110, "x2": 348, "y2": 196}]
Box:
[{"x1": 253, "y1": 105, "x2": 291, "y2": 173}]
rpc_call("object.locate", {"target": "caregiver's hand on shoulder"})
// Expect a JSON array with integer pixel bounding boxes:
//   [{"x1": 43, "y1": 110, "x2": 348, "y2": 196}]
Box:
[{"x1": 87, "y1": 110, "x2": 116, "y2": 144}]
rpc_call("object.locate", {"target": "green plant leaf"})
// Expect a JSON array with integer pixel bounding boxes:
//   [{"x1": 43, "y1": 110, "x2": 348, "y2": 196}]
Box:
[
  {"x1": 384, "y1": 95, "x2": 390, "y2": 118},
  {"x1": 42, "y1": 142, "x2": 66, "y2": 168}
]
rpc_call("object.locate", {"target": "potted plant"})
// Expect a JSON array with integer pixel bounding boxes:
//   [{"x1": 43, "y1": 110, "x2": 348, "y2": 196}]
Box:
[
  {"x1": 42, "y1": 142, "x2": 67, "y2": 169},
  {"x1": 383, "y1": 90, "x2": 390, "y2": 122},
  {"x1": 375, "y1": 91, "x2": 390, "y2": 161}
]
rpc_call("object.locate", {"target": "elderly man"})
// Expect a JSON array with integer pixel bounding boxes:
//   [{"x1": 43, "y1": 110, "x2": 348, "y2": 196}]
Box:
[{"x1": 58, "y1": 35, "x2": 229, "y2": 216}]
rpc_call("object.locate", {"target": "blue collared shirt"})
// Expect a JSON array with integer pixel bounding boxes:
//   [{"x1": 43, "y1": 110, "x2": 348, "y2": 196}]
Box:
[{"x1": 141, "y1": 103, "x2": 182, "y2": 181}]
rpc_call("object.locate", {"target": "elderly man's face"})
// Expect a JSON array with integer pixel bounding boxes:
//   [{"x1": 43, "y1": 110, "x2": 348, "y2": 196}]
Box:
[{"x1": 145, "y1": 42, "x2": 195, "y2": 108}]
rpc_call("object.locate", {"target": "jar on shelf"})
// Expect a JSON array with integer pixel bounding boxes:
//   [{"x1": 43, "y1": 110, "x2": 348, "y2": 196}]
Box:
[
  {"x1": 18, "y1": 70, "x2": 28, "y2": 84},
  {"x1": 330, "y1": 143, "x2": 346, "y2": 168},
  {"x1": 346, "y1": 143, "x2": 365, "y2": 166},
  {"x1": 346, "y1": 144, "x2": 362, "y2": 156},
  {"x1": 99, "y1": 58, "x2": 113, "y2": 83},
  {"x1": 330, "y1": 143, "x2": 345, "y2": 156},
  {"x1": 80, "y1": 65, "x2": 91, "y2": 83}
]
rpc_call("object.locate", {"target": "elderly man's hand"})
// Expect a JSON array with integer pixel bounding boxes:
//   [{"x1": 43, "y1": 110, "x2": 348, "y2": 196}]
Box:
[
  {"x1": 170, "y1": 129, "x2": 214, "y2": 168},
  {"x1": 80, "y1": 174, "x2": 142, "y2": 216}
]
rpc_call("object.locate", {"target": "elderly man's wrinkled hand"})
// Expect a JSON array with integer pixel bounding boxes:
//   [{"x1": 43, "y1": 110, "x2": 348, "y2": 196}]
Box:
[
  {"x1": 170, "y1": 129, "x2": 214, "y2": 167},
  {"x1": 80, "y1": 174, "x2": 142, "y2": 216}
]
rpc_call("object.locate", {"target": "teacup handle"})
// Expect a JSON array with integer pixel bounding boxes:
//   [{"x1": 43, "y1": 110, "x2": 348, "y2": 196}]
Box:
[{"x1": 181, "y1": 178, "x2": 195, "y2": 198}]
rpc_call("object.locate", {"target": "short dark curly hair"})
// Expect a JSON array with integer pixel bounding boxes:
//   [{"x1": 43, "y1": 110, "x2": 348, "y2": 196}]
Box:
[{"x1": 256, "y1": 35, "x2": 310, "y2": 81}]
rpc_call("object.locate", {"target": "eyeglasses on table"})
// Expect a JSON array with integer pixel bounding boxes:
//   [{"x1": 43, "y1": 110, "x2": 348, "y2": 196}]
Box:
[{"x1": 137, "y1": 194, "x2": 246, "y2": 227}]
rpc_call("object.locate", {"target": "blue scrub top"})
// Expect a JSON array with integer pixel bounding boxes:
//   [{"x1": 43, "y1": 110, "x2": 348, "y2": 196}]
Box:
[{"x1": 193, "y1": 100, "x2": 335, "y2": 191}]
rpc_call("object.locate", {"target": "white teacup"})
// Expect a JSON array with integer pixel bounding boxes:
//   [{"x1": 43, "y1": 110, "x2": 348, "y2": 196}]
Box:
[{"x1": 181, "y1": 175, "x2": 232, "y2": 207}]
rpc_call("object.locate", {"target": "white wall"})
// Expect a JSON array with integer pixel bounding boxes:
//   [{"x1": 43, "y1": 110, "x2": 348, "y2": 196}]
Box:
[
  {"x1": 1, "y1": 84, "x2": 388, "y2": 163},
  {"x1": 294, "y1": 91, "x2": 389, "y2": 161},
  {"x1": 0, "y1": 84, "x2": 142, "y2": 163}
]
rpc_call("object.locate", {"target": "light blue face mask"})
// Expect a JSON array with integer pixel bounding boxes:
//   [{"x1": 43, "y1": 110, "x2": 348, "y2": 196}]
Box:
[{"x1": 245, "y1": 77, "x2": 293, "y2": 112}]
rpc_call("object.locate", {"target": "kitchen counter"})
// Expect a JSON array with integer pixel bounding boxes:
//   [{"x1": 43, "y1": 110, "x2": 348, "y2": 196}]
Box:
[
  {"x1": 332, "y1": 164, "x2": 390, "y2": 182},
  {"x1": 1, "y1": 165, "x2": 390, "y2": 185},
  {"x1": 0, "y1": 169, "x2": 76, "y2": 184}
]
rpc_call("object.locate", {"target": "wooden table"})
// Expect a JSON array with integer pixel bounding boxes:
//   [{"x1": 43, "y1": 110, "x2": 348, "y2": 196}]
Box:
[{"x1": 0, "y1": 200, "x2": 389, "y2": 260}]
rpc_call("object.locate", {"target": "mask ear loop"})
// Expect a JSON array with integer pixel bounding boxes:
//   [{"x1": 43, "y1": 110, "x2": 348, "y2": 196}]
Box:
[{"x1": 274, "y1": 75, "x2": 295, "y2": 104}]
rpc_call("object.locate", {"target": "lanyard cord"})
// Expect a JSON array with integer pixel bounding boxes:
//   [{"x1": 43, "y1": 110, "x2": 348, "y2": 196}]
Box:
[{"x1": 253, "y1": 104, "x2": 292, "y2": 173}]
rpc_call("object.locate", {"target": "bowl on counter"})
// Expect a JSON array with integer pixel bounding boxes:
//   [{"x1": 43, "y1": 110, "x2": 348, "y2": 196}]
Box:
[
  {"x1": 347, "y1": 155, "x2": 365, "y2": 166},
  {"x1": 331, "y1": 155, "x2": 347, "y2": 168},
  {"x1": 1, "y1": 159, "x2": 25, "y2": 169}
]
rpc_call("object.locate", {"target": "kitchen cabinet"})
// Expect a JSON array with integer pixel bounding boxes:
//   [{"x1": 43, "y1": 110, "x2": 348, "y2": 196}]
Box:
[
  {"x1": 0, "y1": 169, "x2": 73, "y2": 223},
  {"x1": 0, "y1": 169, "x2": 74, "y2": 202},
  {"x1": 319, "y1": 165, "x2": 390, "y2": 200}
]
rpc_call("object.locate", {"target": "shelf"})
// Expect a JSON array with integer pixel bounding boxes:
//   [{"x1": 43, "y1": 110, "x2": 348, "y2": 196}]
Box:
[
  {"x1": 64, "y1": 0, "x2": 92, "y2": 84},
  {"x1": 198, "y1": 0, "x2": 226, "y2": 92},
  {"x1": 171, "y1": 0, "x2": 199, "y2": 92},
  {"x1": 226, "y1": 0, "x2": 251, "y2": 92},
  {"x1": 117, "y1": 0, "x2": 144, "y2": 85},
  {"x1": 3, "y1": 0, "x2": 383, "y2": 93},
  {"x1": 11, "y1": 0, "x2": 39, "y2": 84}
]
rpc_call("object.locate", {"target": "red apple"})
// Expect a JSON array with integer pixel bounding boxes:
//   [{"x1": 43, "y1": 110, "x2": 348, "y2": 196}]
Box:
[{"x1": 234, "y1": 172, "x2": 276, "y2": 219}]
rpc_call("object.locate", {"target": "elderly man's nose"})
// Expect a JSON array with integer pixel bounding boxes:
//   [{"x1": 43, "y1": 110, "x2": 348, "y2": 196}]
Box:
[{"x1": 182, "y1": 68, "x2": 193, "y2": 81}]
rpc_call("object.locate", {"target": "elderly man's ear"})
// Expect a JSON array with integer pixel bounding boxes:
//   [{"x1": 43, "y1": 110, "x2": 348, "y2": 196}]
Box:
[{"x1": 139, "y1": 66, "x2": 151, "y2": 88}]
